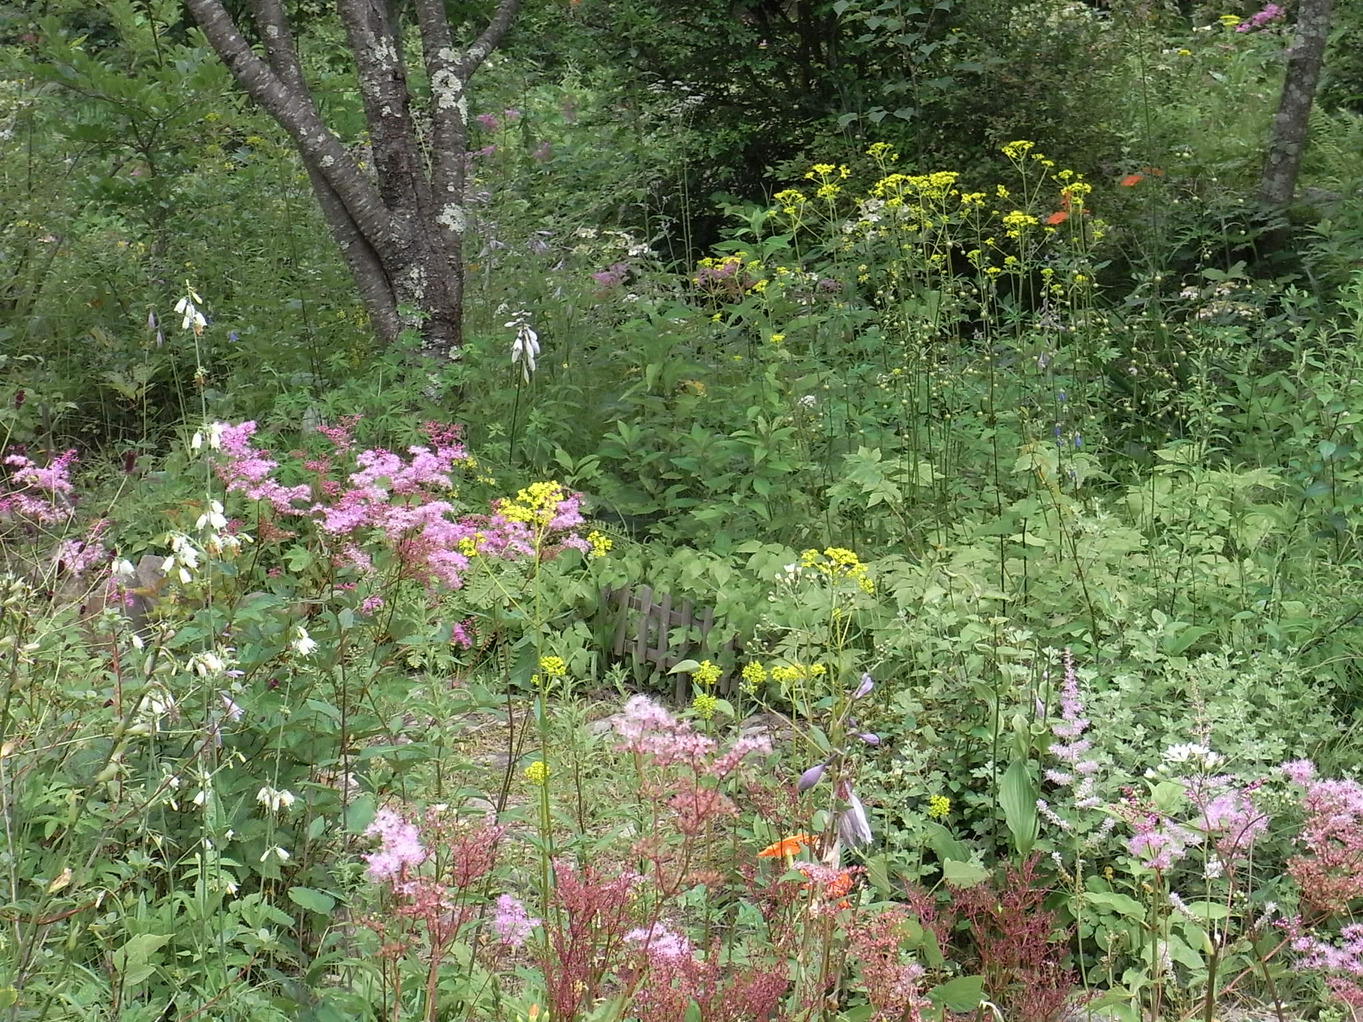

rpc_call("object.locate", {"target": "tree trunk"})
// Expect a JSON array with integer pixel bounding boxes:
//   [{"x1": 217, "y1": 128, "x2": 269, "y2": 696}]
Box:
[
  {"x1": 184, "y1": 0, "x2": 518, "y2": 359},
  {"x1": 1258, "y1": 0, "x2": 1335, "y2": 208}
]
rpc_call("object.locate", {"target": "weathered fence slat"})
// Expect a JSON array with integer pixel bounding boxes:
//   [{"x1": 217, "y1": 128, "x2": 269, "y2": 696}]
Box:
[{"x1": 602, "y1": 584, "x2": 738, "y2": 698}]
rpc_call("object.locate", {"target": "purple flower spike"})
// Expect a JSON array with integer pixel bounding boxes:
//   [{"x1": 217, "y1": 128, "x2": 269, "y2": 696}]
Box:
[
  {"x1": 853, "y1": 673, "x2": 873, "y2": 699},
  {"x1": 797, "y1": 762, "x2": 827, "y2": 792}
]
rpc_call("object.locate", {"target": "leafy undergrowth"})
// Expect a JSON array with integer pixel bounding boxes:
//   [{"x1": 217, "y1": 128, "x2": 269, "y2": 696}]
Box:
[{"x1": 3, "y1": 425, "x2": 1363, "y2": 1022}]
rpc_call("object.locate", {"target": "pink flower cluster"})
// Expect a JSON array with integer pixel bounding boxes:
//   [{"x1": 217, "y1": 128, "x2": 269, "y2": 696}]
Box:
[
  {"x1": 1284, "y1": 760, "x2": 1363, "y2": 912},
  {"x1": 363, "y1": 808, "x2": 427, "y2": 882},
  {"x1": 1291, "y1": 924, "x2": 1363, "y2": 1010},
  {"x1": 1, "y1": 449, "x2": 76, "y2": 524},
  {"x1": 211, "y1": 420, "x2": 590, "y2": 590},
  {"x1": 1236, "y1": 3, "x2": 1282, "y2": 31},
  {"x1": 614, "y1": 695, "x2": 771, "y2": 777}
]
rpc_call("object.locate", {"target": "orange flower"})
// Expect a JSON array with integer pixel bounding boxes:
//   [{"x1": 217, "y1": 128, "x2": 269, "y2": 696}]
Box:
[
  {"x1": 1120, "y1": 173, "x2": 1143, "y2": 187},
  {"x1": 1046, "y1": 210, "x2": 1069, "y2": 225},
  {"x1": 758, "y1": 833, "x2": 813, "y2": 858}
]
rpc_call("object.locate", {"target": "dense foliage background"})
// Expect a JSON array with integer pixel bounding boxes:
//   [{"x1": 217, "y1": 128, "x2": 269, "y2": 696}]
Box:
[{"x1": 4, "y1": 0, "x2": 1363, "y2": 1019}]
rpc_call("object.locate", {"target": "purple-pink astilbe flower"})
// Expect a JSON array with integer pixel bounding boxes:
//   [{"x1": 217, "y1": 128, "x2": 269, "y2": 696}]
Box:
[
  {"x1": 1037, "y1": 650, "x2": 1114, "y2": 850},
  {"x1": 1284, "y1": 761, "x2": 1363, "y2": 912},
  {"x1": 493, "y1": 894, "x2": 539, "y2": 947}
]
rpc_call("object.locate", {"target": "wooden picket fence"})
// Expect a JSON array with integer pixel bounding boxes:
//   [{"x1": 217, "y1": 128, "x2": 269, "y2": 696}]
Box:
[{"x1": 600, "y1": 584, "x2": 737, "y2": 698}]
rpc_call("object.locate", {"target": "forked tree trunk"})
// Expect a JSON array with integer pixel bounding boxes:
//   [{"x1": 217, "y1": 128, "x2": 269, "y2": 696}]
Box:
[
  {"x1": 1258, "y1": 0, "x2": 1335, "y2": 209},
  {"x1": 184, "y1": 0, "x2": 518, "y2": 359}
]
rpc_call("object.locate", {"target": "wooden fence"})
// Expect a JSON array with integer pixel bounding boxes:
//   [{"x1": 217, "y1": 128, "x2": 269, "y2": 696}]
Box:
[{"x1": 600, "y1": 585, "x2": 737, "y2": 698}]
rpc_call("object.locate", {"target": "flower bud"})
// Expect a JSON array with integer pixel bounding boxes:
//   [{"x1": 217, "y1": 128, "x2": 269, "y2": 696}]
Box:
[{"x1": 797, "y1": 762, "x2": 826, "y2": 792}]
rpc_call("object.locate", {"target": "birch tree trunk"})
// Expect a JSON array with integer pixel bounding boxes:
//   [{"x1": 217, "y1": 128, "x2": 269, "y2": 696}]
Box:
[
  {"x1": 183, "y1": 0, "x2": 518, "y2": 360},
  {"x1": 1258, "y1": 0, "x2": 1335, "y2": 208}
]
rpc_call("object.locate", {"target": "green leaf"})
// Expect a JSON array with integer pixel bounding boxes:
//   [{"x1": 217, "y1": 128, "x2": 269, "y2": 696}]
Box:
[
  {"x1": 669, "y1": 659, "x2": 700, "y2": 675},
  {"x1": 942, "y1": 859, "x2": 990, "y2": 888},
  {"x1": 1084, "y1": 890, "x2": 1147, "y2": 920},
  {"x1": 926, "y1": 975, "x2": 984, "y2": 1012},
  {"x1": 923, "y1": 820, "x2": 970, "y2": 863},
  {"x1": 683, "y1": 1001, "x2": 703, "y2": 1022},
  {"x1": 1182, "y1": 900, "x2": 1229, "y2": 920},
  {"x1": 866, "y1": 853, "x2": 892, "y2": 896},
  {"x1": 112, "y1": 933, "x2": 171, "y2": 987},
  {"x1": 287, "y1": 886, "x2": 335, "y2": 915},
  {"x1": 999, "y1": 759, "x2": 1039, "y2": 856}
]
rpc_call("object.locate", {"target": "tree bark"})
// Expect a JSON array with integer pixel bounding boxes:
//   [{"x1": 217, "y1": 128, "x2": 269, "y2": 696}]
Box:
[
  {"x1": 1258, "y1": 0, "x2": 1335, "y2": 208},
  {"x1": 183, "y1": 0, "x2": 519, "y2": 359}
]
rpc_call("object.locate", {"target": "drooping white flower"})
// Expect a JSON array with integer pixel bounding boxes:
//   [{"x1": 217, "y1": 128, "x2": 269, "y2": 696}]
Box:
[
  {"x1": 292, "y1": 626, "x2": 319, "y2": 658},
  {"x1": 507, "y1": 313, "x2": 540, "y2": 382}
]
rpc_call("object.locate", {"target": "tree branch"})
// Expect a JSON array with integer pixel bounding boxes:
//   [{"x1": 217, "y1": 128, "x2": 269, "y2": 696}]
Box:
[
  {"x1": 184, "y1": 0, "x2": 398, "y2": 262},
  {"x1": 459, "y1": 0, "x2": 520, "y2": 81},
  {"x1": 336, "y1": 0, "x2": 426, "y2": 222}
]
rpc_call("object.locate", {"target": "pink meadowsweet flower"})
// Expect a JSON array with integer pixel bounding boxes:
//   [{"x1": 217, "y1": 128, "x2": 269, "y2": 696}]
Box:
[
  {"x1": 363, "y1": 808, "x2": 427, "y2": 882},
  {"x1": 625, "y1": 923, "x2": 693, "y2": 961},
  {"x1": 1283, "y1": 759, "x2": 1316, "y2": 785},
  {"x1": 493, "y1": 894, "x2": 540, "y2": 946},
  {"x1": 613, "y1": 695, "x2": 717, "y2": 764}
]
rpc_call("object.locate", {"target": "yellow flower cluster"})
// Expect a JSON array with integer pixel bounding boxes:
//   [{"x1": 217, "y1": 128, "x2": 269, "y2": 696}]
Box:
[
  {"x1": 692, "y1": 691, "x2": 719, "y2": 720},
  {"x1": 741, "y1": 661, "x2": 767, "y2": 692},
  {"x1": 693, "y1": 660, "x2": 722, "y2": 688},
  {"x1": 524, "y1": 760, "x2": 549, "y2": 786},
  {"x1": 539, "y1": 655, "x2": 567, "y2": 678},
  {"x1": 799, "y1": 547, "x2": 875, "y2": 594},
  {"x1": 500, "y1": 481, "x2": 568, "y2": 528},
  {"x1": 1002, "y1": 210, "x2": 1039, "y2": 239},
  {"x1": 872, "y1": 170, "x2": 959, "y2": 205},
  {"x1": 586, "y1": 530, "x2": 612, "y2": 558},
  {"x1": 927, "y1": 794, "x2": 951, "y2": 820},
  {"x1": 768, "y1": 662, "x2": 826, "y2": 684},
  {"x1": 804, "y1": 163, "x2": 851, "y2": 200}
]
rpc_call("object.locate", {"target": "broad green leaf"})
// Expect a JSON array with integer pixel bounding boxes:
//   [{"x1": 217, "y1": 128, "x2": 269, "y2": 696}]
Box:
[
  {"x1": 926, "y1": 975, "x2": 983, "y2": 1012},
  {"x1": 287, "y1": 886, "x2": 335, "y2": 914},
  {"x1": 999, "y1": 759, "x2": 1039, "y2": 856},
  {"x1": 1084, "y1": 890, "x2": 1147, "y2": 920},
  {"x1": 866, "y1": 853, "x2": 892, "y2": 896},
  {"x1": 942, "y1": 858, "x2": 990, "y2": 888},
  {"x1": 923, "y1": 820, "x2": 970, "y2": 863},
  {"x1": 112, "y1": 933, "x2": 171, "y2": 987},
  {"x1": 1182, "y1": 900, "x2": 1229, "y2": 920}
]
